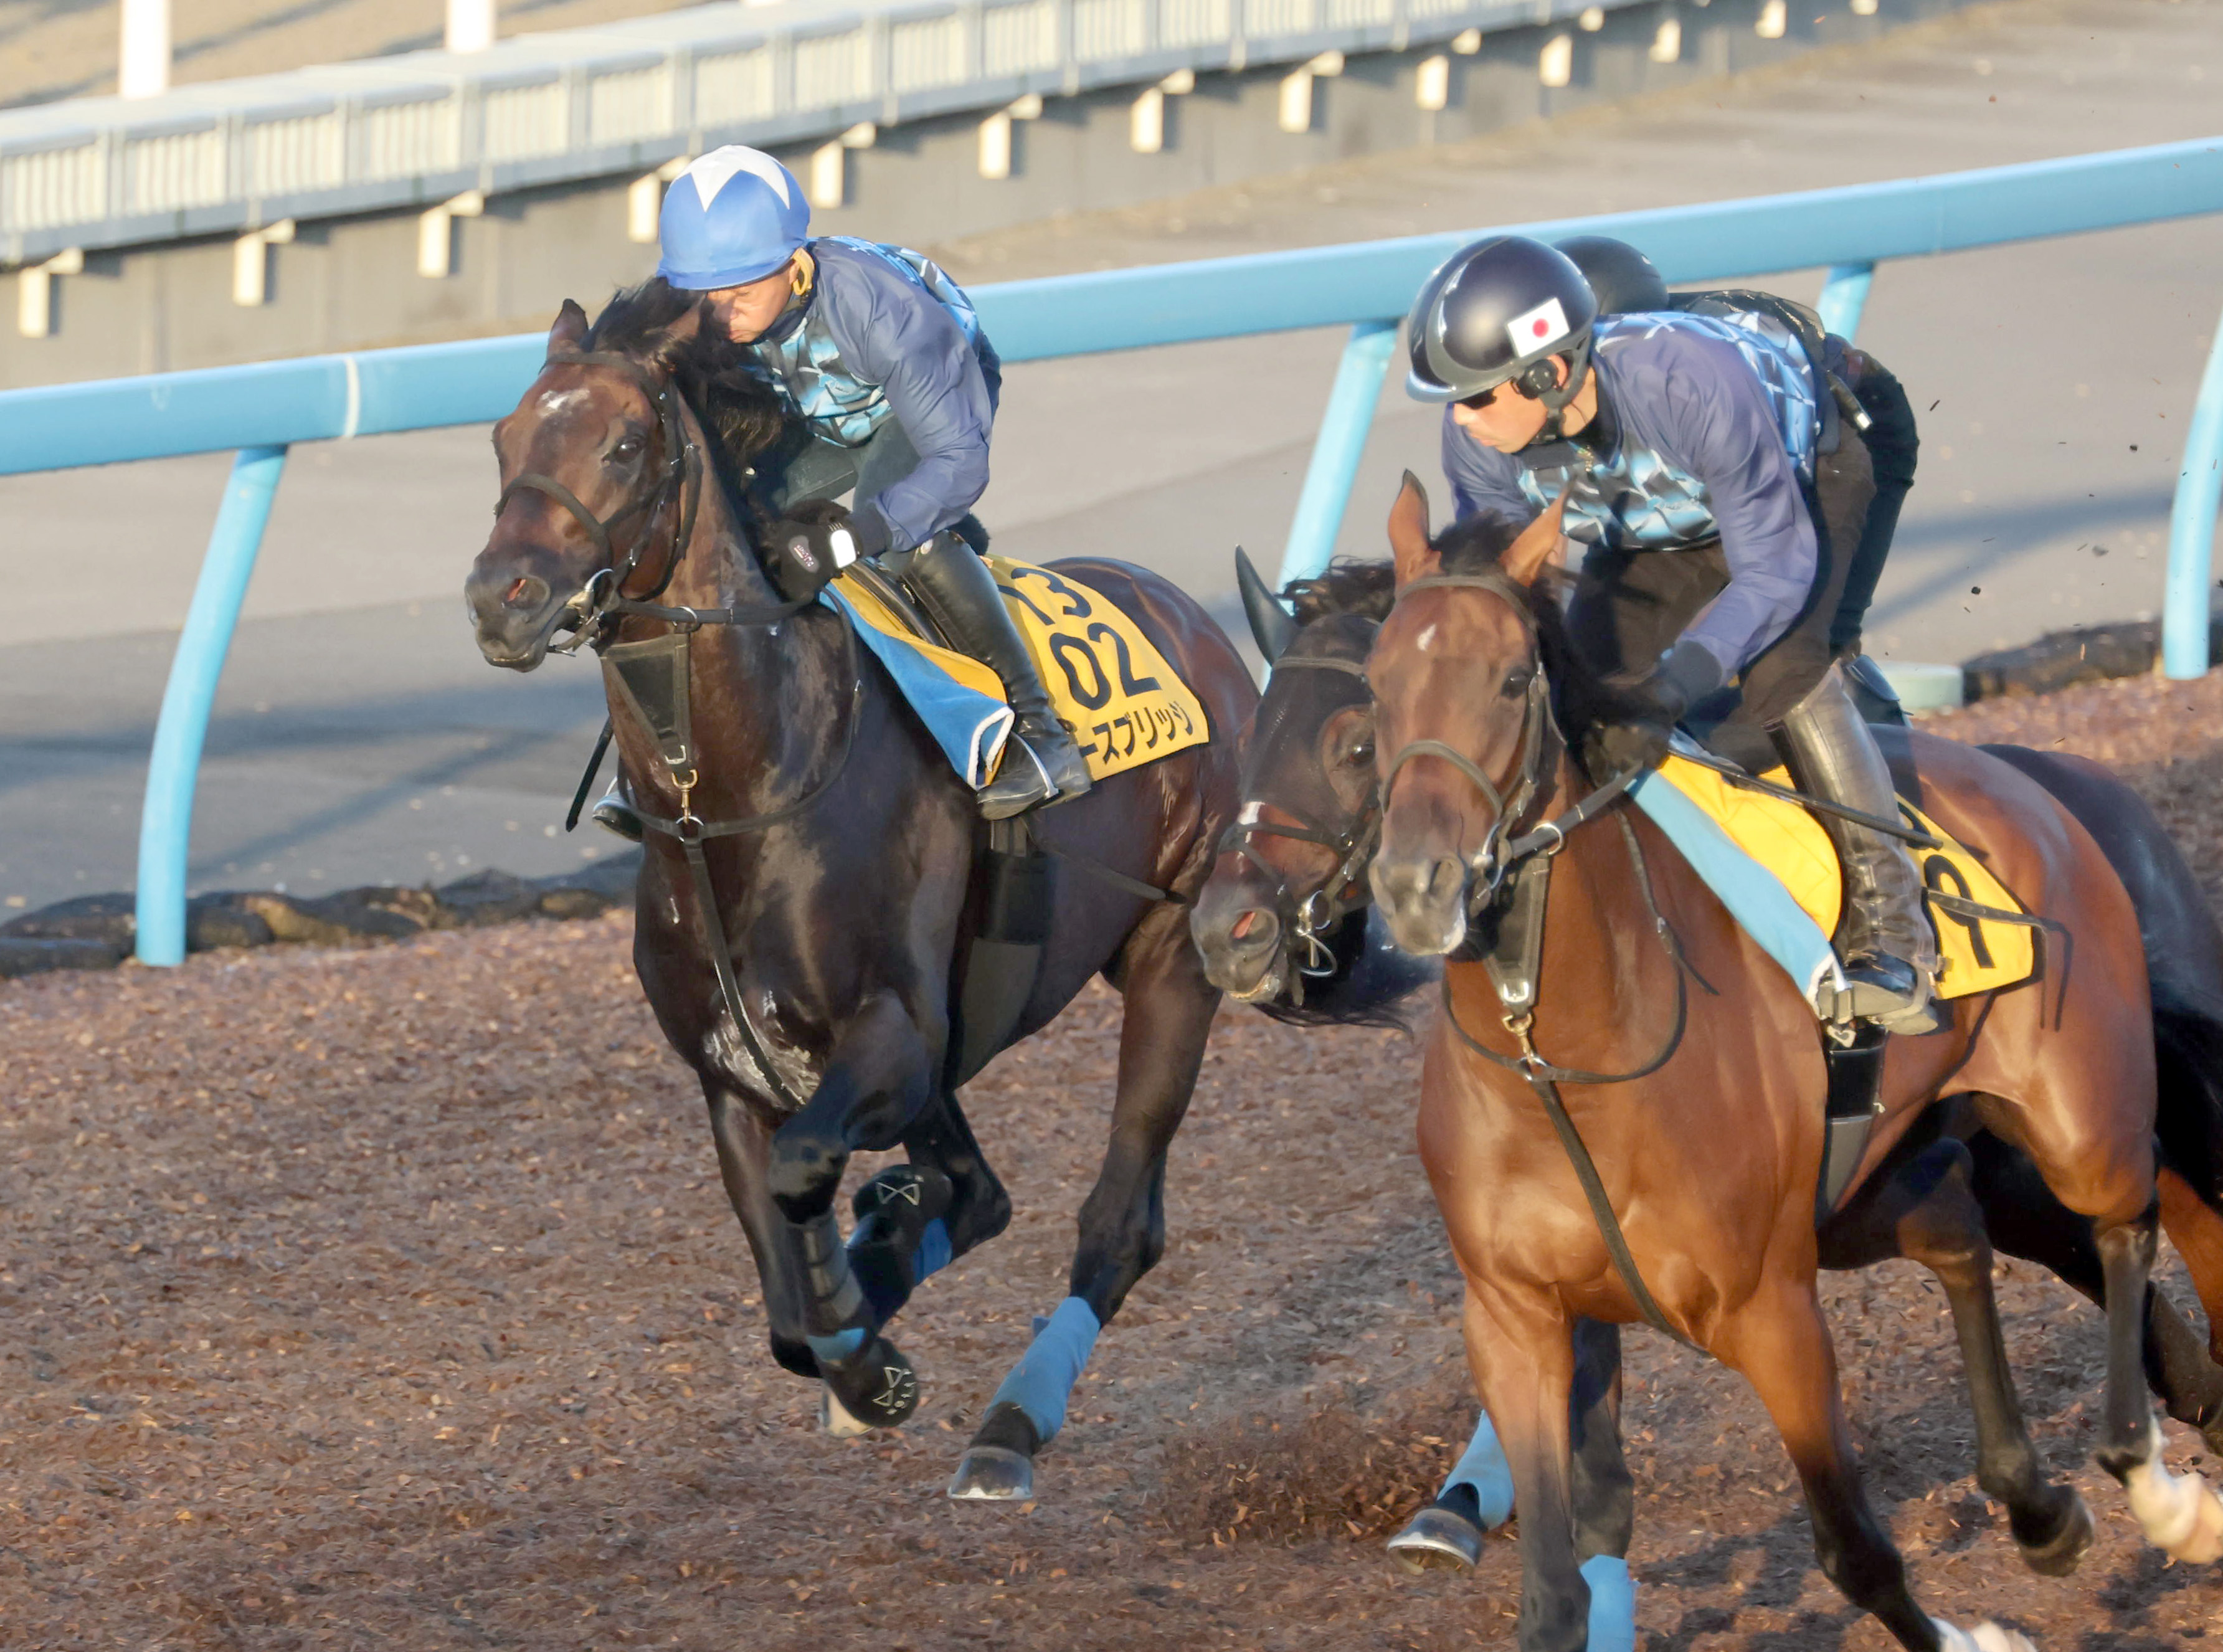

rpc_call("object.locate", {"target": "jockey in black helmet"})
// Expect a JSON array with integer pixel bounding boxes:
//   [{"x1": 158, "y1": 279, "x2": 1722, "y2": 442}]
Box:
[
  {"x1": 1409, "y1": 234, "x2": 1938, "y2": 1033},
  {"x1": 1554, "y1": 235, "x2": 1922, "y2": 719}
]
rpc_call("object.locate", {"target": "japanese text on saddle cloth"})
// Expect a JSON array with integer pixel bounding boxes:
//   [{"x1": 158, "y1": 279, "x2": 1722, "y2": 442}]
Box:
[{"x1": 824, "y1": 556, "x2": 1209, "y2": 788}]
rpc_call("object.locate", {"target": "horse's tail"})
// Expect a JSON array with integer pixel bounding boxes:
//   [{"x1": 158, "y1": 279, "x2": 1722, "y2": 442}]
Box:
[
  {"x1": 2155, "y1": 980, "x2": 2223, "y2": 1210},
  {"x1": 1255, "y1": 909, "x2": 1438, "y2": 1033}
]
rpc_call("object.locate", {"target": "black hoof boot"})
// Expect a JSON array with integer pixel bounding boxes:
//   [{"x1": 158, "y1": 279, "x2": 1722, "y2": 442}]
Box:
[
  {"x1": 948, "y1": 1401, "x2": 1040, "y2": 1501},
  {"x1": 2014, "y1": 1488, "x2": 2093, "y2": 1578},
  {"x1": 819, "y1": 1334, "x2": 921, "y2": 1431},
  {"x1": 849, "y1": 1165, "x2": 956, "y2": 1323}
]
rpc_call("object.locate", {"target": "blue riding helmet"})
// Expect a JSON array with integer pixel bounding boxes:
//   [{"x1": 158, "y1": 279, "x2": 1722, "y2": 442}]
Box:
[{"x1": 656, "y1": 146, "x2": 812, "y2": 290}]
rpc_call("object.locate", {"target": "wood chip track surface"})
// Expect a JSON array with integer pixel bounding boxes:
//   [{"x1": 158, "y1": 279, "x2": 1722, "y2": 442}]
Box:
[{"x1": 6, "y1": 673, "x2": 2223, "y2": 1648}]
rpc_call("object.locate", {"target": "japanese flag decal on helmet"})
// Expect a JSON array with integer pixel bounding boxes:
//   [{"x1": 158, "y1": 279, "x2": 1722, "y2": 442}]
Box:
[
  {"x1": 1506, "y1": 297, "x2": 1572, "y2": 355},
  {"x1": 1403, "y1": 235, "x2": 1598, "y2": 406}
]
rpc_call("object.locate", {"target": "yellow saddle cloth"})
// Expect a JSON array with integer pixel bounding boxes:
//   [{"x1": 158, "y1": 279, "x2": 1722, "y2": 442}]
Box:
[
  {"x1": 1653, "y1": 754, "x2": 2037, "y2": 1001},
  {"x1": 829, "y1": 554, "x2": 1211, "y2": 785}
]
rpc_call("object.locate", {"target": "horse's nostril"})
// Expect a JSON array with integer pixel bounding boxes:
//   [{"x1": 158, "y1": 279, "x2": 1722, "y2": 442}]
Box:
[
  {"x1": 505, "y1": 578, "x2": 533, "y2": 605},
  {"x1": 1231, "y1": 909, "x2": 1258, "y2": 941}
]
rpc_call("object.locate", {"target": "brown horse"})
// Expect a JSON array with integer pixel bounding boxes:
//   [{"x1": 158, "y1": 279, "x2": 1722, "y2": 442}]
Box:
[
  {"x1": 1190, "y1": 545, "x2": 2223, "y2": 1601},
  {"x1": 1362, "y1": 480, "x2": 2223, "y2": 1651},
  {"x1": 462, "y1": 282, "x2": 1256, "y2": 1502}
]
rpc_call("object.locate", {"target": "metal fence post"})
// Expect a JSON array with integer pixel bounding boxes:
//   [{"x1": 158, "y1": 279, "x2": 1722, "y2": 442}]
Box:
[
  {"x1": 1816, "y1": 262, "x2": 1875, "y2": 342},
  {"x1": 2164, "y1": 304, "x2": 2223, "y2": 679},
  {"x1": 1277, "y1": 318, "x2": 1398, "y2": 587},
  {"x1": 135, "y1": 445, "x2": 290, "y2": 966}
]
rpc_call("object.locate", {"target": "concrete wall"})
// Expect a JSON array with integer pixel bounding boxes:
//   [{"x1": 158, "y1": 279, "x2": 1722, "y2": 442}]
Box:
[{"x1": 1, "y1": 0, "x2": 1971, "y2": 389}]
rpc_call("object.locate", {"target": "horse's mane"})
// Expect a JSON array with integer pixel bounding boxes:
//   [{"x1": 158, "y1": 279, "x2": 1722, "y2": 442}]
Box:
[
  {"x1": 1281, "y1": 559, "x2": 1398, "y2": 627},
  {"x1": 1431, "y1": 510, "x2": 1651, "y2": 767},
  {"x1": 583, "y1": 278, "x2": 810, "y2": 511}
]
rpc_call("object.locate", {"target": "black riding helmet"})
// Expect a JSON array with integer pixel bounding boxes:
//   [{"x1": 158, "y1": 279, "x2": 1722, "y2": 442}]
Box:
[
  {"x1": 1405, "y1": 235, "x2": 1599, "y2": 437},
  {"x1": 1554, "y1": 235, "x2": 1671, "y2": 315}
]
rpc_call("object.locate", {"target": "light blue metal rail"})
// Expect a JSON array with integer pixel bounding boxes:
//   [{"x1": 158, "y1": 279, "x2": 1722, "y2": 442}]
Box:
[{"x1": 0, "y1": 135, "x2": 2217, "y2": 962}]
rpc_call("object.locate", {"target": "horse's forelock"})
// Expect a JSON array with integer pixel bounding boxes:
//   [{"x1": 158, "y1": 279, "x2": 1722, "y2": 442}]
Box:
[
  {"x1": 576, "y1": 278, "x2": 800, "y2": 473},
  {"x1": 1284, "y1": 559, "x2": 1398, "y2": 626}
]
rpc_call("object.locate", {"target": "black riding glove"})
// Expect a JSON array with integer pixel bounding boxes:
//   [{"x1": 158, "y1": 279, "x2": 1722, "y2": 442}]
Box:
[
  {"x1": 764, "y1": 514, "x2": 861, "y2": 601},
  {"x1": 1587, "y1": 639, "x2": 1725, "y2": 779}
]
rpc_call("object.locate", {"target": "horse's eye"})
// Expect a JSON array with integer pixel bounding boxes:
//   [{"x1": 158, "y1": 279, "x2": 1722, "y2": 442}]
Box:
[
  {"x1": 1346, "y1": 737, "x2": 1375, "y2": 768},
  {"x1": 1501, "y1": 665, "x2": 1534, "y2": 698},
  {"x1": 610, "y1": 435, "x2": 645, "y2": 463}
]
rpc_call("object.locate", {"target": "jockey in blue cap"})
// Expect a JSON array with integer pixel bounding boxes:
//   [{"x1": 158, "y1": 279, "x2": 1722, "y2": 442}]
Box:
[{"x1": 647, "y1": 144, "x2": 1089, "y2": 819}]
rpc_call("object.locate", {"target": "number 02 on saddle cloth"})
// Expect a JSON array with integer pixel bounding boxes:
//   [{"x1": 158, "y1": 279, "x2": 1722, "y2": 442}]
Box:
[
  {"x1": 822, "y1": 556, "x2": 1211, "y2": 789},
  {"x1": 1636, "y1": 751, "x2": 2037, "y2": 1004}
]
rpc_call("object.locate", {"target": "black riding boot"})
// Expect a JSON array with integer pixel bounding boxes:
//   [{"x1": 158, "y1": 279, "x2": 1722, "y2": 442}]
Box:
[
  {"x1": 590, "y1": 771, "x2": 644, "y2": 842},
  {"x1": 898, "y1": 533, "x2": 1093, "y2": 820},
  {"x1": 1770, "y1": 662, "x2": 1941, "y2": 1033}
]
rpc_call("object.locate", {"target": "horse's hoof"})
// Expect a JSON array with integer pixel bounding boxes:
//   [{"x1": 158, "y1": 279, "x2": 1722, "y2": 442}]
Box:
[
  {"x1": 2121, "y1": 1421, "x2": 2223, "y2": 1562},
  {"x1": 820, "y1": 1336, "x2": 920, "y2": 1431},
  {"x1": 820, "y1": 1385, "x2": 875, "y2": 1438},
  {"x1": 947, "y1": 1445, "x2": 1034, "y2": 1501},
  {"x1": 2016, "y1": 1491, "x2": 2092, "y2": 1577},
  {"x1": 1386, "y1": 1504, "x2": 1486, "y2": 1573},
  {"x1": 1930, "y1": 1621, "x2": 2039, "y2": 1652}
]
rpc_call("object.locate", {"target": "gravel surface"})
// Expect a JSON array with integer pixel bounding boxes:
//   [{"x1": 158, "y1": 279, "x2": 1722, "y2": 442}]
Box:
[{"x1": 4, "y1": 675, "x2": 2223, "y2": 1648}]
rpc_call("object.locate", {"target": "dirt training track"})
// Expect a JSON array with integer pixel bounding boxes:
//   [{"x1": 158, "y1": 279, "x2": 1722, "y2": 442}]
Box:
[{"x1": 6, "y1": 677, "x2": 2223, "y2": 1650}]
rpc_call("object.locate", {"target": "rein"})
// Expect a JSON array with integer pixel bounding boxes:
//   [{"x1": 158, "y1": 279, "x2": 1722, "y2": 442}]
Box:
[
  {"x1": 1379, "y1": 567, "x2": 1699, "y2": 1345},
  {"x1": 507, "y1": 346, "x2": 861, "y2": 1113},
  {"x1": 1436, "y1": 819, "x2": 1699, "y2": 1349},
  {"x1": 1219, "y1": 650, "x2": 1382, "y2": 972},
  {"x1": 1378, "y1": 571, "x2": 1637, "y2": 900}
]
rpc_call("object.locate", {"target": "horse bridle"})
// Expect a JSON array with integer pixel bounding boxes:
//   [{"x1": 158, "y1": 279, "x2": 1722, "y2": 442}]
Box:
[
  {"x1": 1218, "y1": 650, "x2": 1382, "y2": 975},
  {"x1": 497, "y1": 345, "x2": 855, "y2": 1113},
  {"x1": 1372, "y1": 566, "x2": 1702, "y2": 1344},
  {"x1": 495, "y1": 346, "x2": 764, "y2": 652},
  {"x1": 1377, "y1": 570, "x2": 1565, "y2": 902}
]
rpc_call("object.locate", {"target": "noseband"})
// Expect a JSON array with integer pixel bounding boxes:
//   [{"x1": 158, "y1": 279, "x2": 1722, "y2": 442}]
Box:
[
  {"x1": 495, "y1": 344, "x2": 853, "y2": 1115},
  {"x1": 494, "y1": 347, "x2": 807, "y2": 651},
  {"x1": 1218, "y1": 650, "x2": 1383, "y2": 974},
  {"x1": 1377, "y1": 571, "x2": 1560, "y2": 898}
]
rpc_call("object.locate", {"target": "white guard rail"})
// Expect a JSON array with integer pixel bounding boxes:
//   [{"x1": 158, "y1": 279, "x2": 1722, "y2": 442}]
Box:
[{"x1": 0, "y1": 0, "x2": 1638, "y2": 267}]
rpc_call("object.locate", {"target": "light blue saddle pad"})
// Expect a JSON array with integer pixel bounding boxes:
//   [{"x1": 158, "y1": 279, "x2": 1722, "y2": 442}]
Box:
[{"x1": 1625, "y1": 736, "x2": 1842, "y2": 1006}]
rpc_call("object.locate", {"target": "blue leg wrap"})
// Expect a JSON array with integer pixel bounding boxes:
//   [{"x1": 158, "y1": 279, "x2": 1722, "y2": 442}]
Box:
[
  {"x1": 914, "y1": 1218, "x2": 952, "y2": 1283},
  {"x1": 1580, "y1": 1554, "x2": 1637, "y2": 1652},
  {"x1": 806, "y1": 1326, "x2": 868, "y2": 1364},
  {"x1": 985, "y1": 1296, "x2": 1100, "y2": 1444},
  {"x1": 1441, "y1": 1409, "x2": 1517, "y2": 1529}
]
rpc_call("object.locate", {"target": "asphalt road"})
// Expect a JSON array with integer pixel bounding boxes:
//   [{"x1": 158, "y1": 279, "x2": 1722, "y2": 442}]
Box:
[{"x1": 2, "y1": 0, "x2": 2218, "y2": 913}]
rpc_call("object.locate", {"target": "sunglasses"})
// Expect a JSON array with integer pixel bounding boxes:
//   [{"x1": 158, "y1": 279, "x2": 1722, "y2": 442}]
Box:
[{"x1": 1456, "y1": 384, "x2": 1503, "y2": 411}]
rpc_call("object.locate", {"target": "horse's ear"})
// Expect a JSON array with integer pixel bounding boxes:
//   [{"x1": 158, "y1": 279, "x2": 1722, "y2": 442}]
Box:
[
  {"x1": 1501, "y1": 486, "x2": 1571, "y2": 587},
  {"x1": 661, "y1": 301, "x2": 705, "y2": 348},
  {"x1": 1235, "y1": 546, "x2": 1299, "y2": 663},
  {"x1": 1388, "y1": 471, "x2": 1438, "y2": 589},
  {"x1": 547, "y1": 300, "x2": 589, "y2": 358}
]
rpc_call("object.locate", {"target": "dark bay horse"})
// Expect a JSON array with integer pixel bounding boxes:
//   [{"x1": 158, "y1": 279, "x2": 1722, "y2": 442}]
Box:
[
  {"x1": 1190, "y1": 542, "x2": 2223, "y2": 1603},
  {"x1": 463, "y1": 283, "x2": 1256, "y2": 1501},
  {"x1": 1360, "y1": 480, "x2": 2223, "y2": 1649}
]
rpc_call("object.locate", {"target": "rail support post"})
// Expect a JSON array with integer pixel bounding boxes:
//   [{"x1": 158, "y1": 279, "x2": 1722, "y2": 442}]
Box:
[
  {"x1": 1816, "y1": 262, "x2": 1875, "y2": 342},
  {"x1": 135, "y1": 445, "x2": 289, "y2": 966},
  {"x1": 2164, "y1": 301, "x2": 2223, "y2": 679},
  {"x1": 1278, "y1": 318, "x2": 1398, "y2": 587}
]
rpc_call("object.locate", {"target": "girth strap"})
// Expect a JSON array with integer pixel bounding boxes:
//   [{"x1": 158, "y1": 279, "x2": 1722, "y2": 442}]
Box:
[{"x1": 1026, "y1": 817, "x2": 1186, "y2": 906}]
